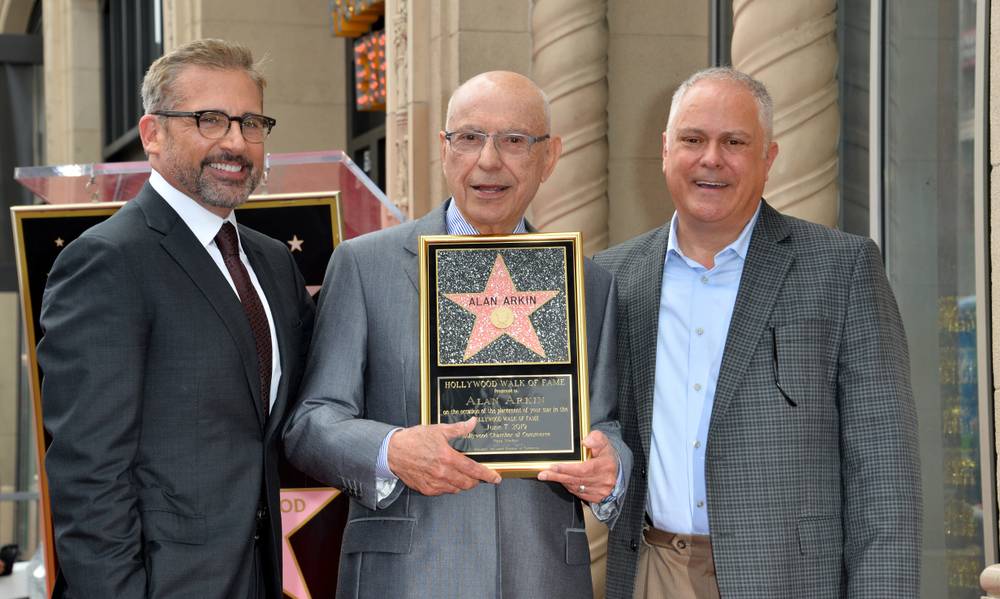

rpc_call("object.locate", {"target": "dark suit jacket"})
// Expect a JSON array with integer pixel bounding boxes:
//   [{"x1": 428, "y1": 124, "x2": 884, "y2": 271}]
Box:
[
  {"x1": 37, "y1": 183, "x2": 315, "y2": 598},
  {"x1": 596, "y1": 202, "x2": 921, "y2": 598},
  {"x1": 283, "y1": 201, "x2": 632, "y2": 598}
]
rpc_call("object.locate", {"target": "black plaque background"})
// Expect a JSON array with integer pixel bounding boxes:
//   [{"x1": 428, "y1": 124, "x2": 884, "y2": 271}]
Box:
[{"x1": 425, "y1": 238, "x2": 584, "y2": 465}]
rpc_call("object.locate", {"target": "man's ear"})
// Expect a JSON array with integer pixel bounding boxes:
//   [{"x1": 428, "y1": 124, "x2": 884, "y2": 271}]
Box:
[
  {"x1": 540, "y1": 135, "x2": 563, "y2": 182},
  {"x1": 138, "y1": 114, "x2": 162, "y2": 157}
]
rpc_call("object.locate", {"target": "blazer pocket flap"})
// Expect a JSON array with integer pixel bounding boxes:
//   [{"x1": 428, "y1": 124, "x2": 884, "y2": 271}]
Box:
[
  {"x1": 565, "y1": 528, "x2": 590, "y2": 565},
  {"x1": 342, "y1": 517, "x2": 416, "y2": 555},
  {"x1": 139, "y1": 509, "x2": 206, "y2": 545},
  {"x1": 797, "y1": 516, "x2": 842, "y2": 555}
]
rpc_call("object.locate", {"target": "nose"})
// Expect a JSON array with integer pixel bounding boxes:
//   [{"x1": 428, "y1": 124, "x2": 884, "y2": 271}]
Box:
[
  {"x1": 218, "y1": 119, "x2": 248, "y2": 151},
  {"x1": 699, "y1": 140, "x2": 723, "y2": 168},
  {"x1": 476, "y1": 136, "x2": 503, "y2": 170}
]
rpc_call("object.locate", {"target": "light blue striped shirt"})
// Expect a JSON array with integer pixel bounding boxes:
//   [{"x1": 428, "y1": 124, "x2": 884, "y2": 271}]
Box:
[{"x1": 647, "y1": 202, "x2": 760, "y2": 534}]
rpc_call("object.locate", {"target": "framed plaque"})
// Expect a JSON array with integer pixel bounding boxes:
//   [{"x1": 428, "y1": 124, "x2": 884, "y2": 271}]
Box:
[{"x1": 419, "y1": 233, "x2": 590, "y2": 477}]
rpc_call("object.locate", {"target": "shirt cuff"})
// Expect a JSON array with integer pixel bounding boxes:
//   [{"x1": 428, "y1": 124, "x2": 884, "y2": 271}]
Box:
[
  {"x1": 375, "y1": 428, "x2": 402, "y2": 502},
  {"x1": 590, "y1": 456, "x2": 625, "y2": 522}
]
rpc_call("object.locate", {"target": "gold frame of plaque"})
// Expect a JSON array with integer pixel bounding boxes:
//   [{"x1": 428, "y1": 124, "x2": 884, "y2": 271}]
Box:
[
  {"x1": 418, "y1": 232, "x2": 590, "y2": 478},
  {"x1": 11, "y1": 192, "x2": 341, "y2": 596}
]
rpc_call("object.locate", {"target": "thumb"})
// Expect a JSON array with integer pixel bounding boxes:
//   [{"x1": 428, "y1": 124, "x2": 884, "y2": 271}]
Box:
[
  {"x1": 583, "y1": 431, "x2": 609, "y2": 454},
  {"x1": 442, "y1": 416, "x2": 478, "y2": 439}
]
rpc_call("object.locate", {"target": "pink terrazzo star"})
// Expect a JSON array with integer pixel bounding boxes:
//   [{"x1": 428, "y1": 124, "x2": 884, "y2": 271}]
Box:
[
  {"x1": 444, "y1": 253, "x2": 559, "y2": 360},
  {"x1": 281, "y1": 488, "x2": 340, "y2": 599}
]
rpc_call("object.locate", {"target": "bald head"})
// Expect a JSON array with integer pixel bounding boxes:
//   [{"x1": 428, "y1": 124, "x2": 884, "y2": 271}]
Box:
[{"x1": 445, "y1": 71, "x2": 551, "y2": 133}]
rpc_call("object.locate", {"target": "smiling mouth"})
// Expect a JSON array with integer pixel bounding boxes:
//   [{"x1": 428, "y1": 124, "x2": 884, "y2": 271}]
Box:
[
  {"x1": 471, "y1": 184, "x2": 510, "y2": 194},
  {"x1": 695, "y1": 180, "x2": 728, "y2": 189},
  {"x1": 208, "y1": 162, "x2": 244, "y2": 173}
]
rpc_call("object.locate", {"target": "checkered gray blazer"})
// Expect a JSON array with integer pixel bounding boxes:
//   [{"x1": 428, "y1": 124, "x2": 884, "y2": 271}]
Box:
[{"x1": 595, "y1": 202, "x2": 921, "y2": 598}]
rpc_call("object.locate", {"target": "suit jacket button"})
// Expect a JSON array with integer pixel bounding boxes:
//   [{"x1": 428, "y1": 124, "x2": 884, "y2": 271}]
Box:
[{"x1": 630, "y1": 540, "x2": 638, "y2": 551}]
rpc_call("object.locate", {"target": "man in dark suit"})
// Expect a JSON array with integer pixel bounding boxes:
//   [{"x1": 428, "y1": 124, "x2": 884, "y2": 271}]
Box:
[
  {"x1": 37, "y1": 38, "x2": 314, "y2": 598},
  {"x1": 284, "y1": 71, "x2": 631, "y2": 598},
  {"x1": 597, "y1": 67, "x2": 921, "y2": 598}
]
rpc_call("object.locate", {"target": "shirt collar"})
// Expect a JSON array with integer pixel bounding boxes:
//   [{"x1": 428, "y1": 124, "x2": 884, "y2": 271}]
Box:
[
  {"x1": 149, "y1": 169, "x2": 239, "y2": 249},
  {"x1": 666, "y1": 200, "x2": 762, "y2": 264},
  {"x1": 445, "y1": 198, "x2": 528, "y2": 235}
]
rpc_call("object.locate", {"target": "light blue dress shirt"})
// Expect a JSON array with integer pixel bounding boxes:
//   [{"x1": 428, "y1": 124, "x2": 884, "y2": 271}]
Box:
[{"x1": 647, "y1": 202, "x2": 760, "y2": 535}]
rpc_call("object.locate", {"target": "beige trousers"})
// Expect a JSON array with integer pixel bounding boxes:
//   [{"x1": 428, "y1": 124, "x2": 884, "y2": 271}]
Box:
[{"x1": 633, "y1": 525, "x2": 721, "y2": 599}]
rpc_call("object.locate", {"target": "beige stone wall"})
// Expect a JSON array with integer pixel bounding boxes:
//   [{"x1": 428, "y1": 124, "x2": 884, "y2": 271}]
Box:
[
  {"x1": 42, "y1": 0, "x2": 101, "y2": 164},
  {"x1": 606, "y1": 1, "x2": 710, "y2": 246},
  {"x1": 43, "y1": 0, "x2": 344, "y2": 166},
  {"x1": 165, "y1": 1, "x2": 347, "y2": 155},
  {"x1": 0, "y1": 0, "x2": 33, "y2": 32},
  {"x1": 0, "y1": 293, "x2": 18, "y2": 542}
]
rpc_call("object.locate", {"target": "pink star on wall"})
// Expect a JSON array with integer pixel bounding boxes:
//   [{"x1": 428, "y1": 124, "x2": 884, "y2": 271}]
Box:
[{"x1": 444, "y1": 253, "x2": 559, "y2": 360}]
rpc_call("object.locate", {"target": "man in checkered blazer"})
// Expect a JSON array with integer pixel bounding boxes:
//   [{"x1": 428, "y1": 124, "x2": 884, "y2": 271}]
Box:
[{"x1": 595, "y1": 67, "x2": 920, "y2": 598}]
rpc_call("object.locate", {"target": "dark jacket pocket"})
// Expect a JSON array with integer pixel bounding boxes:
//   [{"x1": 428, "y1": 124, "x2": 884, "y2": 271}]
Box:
[
  {"x1": 137, "y1": 487, "x2": 205, "y2": 545},
  {"x1": 565, "y1": 528, "x2": 590, "y2": 565},
  {"x1": 341, "y1": 516, "x2": 416, "y2": 554}
]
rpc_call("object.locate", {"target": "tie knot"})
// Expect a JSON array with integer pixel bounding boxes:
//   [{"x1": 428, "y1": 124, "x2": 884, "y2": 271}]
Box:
[{"x1": 215, "y1": 222, "x2": 240, "y2": 258}]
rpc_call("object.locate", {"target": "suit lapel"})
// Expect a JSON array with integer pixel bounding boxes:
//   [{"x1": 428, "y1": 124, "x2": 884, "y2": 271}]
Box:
[
  {"x1": 137, "y1": 188, "x2": 266, "y2": 428},
  {"x1": 627, "y1": 225, "x2": 670, "y2": 460},
  {"x1": 402, "y1": 201, "x2": 450, "y2": 292},
  {"x1": 708, "y1": 202, "x2": 793, "y2": 437}
]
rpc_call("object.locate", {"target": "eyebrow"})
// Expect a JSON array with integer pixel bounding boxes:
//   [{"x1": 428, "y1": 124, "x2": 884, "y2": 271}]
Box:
[{"x1": 674, "y1": 127, "x2": 753, "y2": 138}]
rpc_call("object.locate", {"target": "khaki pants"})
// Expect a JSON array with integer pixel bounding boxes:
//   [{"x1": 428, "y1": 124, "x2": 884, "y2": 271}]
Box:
[{"x1": 633, "y1": 525, "x2": 721, "y2": 599}]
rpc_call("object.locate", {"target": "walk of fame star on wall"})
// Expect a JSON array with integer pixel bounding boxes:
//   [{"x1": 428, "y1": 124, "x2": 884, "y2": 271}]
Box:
[{"x1": 435, "y1": 247, "x2": 571, "y2": 365}]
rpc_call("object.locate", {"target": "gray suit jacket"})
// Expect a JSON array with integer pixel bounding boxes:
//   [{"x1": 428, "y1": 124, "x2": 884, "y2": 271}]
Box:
[
  {"x1": 38, "y1": 184, "x2": 315, "y2": 599},
  {"x1": 596, "y1": 202, "x2": 921, "y2": 598},
  {"x1": 284, "y1": 200, "x2": 631, "y2": 598}
]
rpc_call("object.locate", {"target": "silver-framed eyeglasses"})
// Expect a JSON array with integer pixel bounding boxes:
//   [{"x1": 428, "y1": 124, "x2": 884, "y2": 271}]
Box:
[
  {"x1": 444, "y1": 130, "x2": 550, "y2": 157},
  {"x1": 151, "y1": 110, "x2": 277, "y2": 143}
]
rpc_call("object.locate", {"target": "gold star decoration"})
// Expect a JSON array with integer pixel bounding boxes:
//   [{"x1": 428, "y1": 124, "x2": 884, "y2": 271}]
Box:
[
  {"x1": 54, "y1": 237, "x2": 64, "y2": 248},
  {"x1": 287, "y1": 235, "x2": 304, "y2": 252}
]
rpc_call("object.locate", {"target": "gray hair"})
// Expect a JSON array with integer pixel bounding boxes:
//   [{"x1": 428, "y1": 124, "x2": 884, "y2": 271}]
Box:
[
  {"x1": 665, "y1": 67, "x2": 774, "y2": 145},
  {"x1": 141, "y1": 38, "x2": 266, "y2": 114}
]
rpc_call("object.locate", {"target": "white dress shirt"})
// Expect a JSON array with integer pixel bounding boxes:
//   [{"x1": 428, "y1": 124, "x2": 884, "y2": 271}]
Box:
[
  {"x1": 647, "y1": 202, "x2": 760, "y2": 534},
  {"x1": 149, "y1": 169, "x2": 282, "y2": 410}
]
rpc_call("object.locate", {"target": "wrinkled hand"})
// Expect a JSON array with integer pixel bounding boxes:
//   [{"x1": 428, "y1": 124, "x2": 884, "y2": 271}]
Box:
[
  {"x1": 387, "y1": 417, "x2": 501, "y2": 496},
  {"x1": 537, "y1": 430, "x2": 617, "y2": 503}
]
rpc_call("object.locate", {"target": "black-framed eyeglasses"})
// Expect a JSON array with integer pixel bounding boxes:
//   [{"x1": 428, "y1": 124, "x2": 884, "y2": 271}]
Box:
[
  {"x1": 444, "y1": 130, "x2": 550, "y2": 157},
  {"x1": 151, "y1": 110, "x2": 277, "y2": 143}
]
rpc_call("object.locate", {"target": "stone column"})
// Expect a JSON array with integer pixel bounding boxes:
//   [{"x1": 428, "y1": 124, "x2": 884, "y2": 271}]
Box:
[
  {"x1": 530, "y1": 0, "x2": 609, "y2": 254},
  {"x1": 387, "y1": 0, "x2": 431, "y2": 219},
  {"x1": 42, "y1": 0, "x2": 101, "y2": 164},
  {"x1": 731, "y1": 0, "x2": 840, "y2": 227}
]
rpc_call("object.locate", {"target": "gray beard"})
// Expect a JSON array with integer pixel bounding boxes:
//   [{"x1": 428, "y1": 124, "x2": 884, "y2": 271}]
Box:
[{"x1": 169, "y1": 161, "x2": 261, "y2": 210}]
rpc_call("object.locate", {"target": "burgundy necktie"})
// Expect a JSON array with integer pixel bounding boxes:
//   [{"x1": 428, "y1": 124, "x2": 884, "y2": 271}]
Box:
[{"x1": 215, "y1": 222, "x2": 272, "y2": 419}]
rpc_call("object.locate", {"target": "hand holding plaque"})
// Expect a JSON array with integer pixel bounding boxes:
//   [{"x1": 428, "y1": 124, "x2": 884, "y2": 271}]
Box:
[
  {"x1": 419, "y1": 233, "x2": 590, "y2": 477},
  {"x1": 387, "y1": 417, "x2": 501, "y2": 495}
]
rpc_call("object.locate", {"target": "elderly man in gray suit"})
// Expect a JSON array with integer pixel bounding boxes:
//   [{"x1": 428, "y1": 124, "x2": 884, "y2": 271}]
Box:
[
  {"x1": 596, "y1": 68, "x2": 921, "y2": 598},
  {"x1": 284, "y1": 71, "x2": 631, "y2": 598}
]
